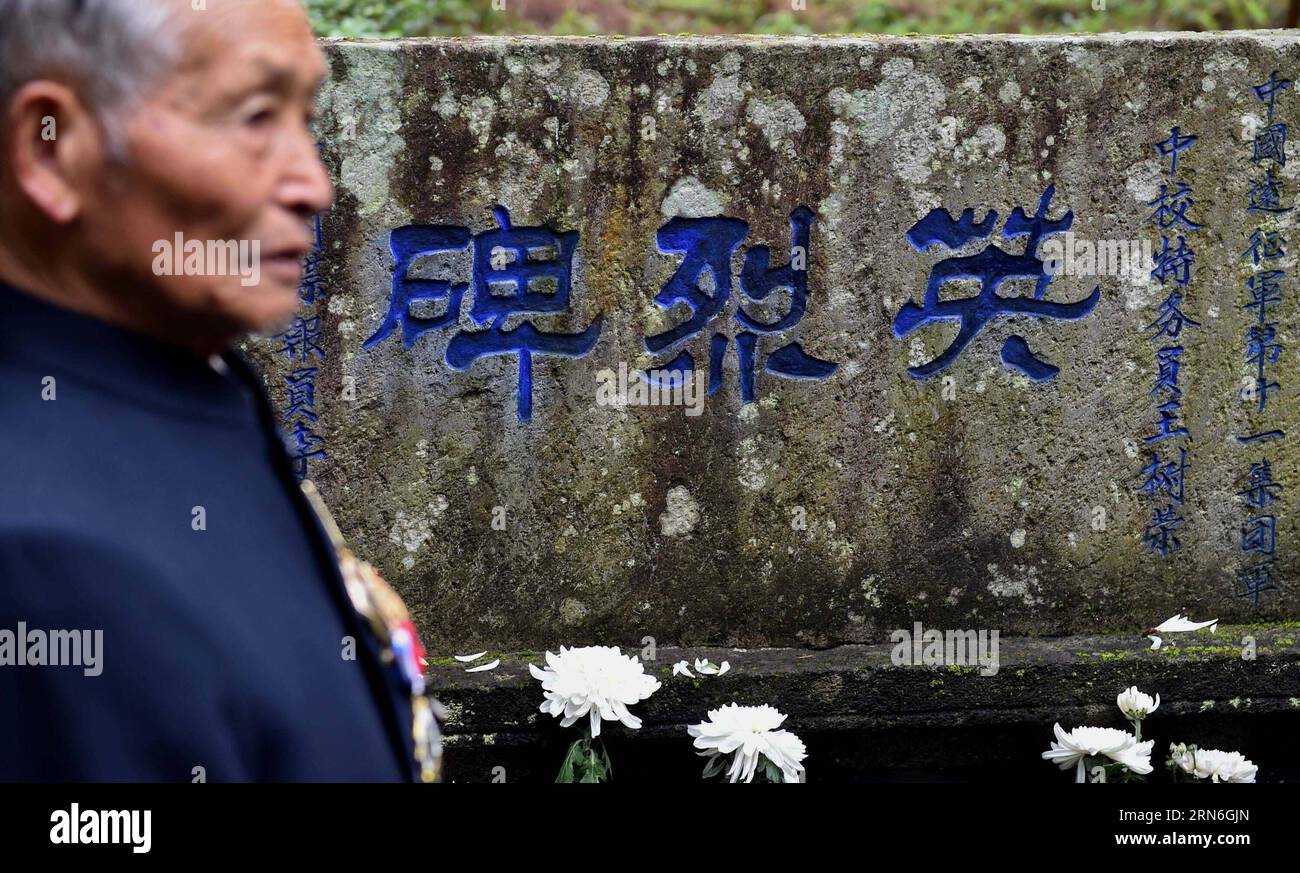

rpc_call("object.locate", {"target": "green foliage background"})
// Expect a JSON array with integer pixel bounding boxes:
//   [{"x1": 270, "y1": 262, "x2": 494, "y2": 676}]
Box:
[{"x1": 305, "y1": 0, "x2": 1291, "y2": 38}]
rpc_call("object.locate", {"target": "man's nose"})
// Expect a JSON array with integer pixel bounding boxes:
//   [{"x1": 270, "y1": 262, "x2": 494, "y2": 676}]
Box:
[{"x1": 279, "y1": 126, "x2": 335, "y2": 218}]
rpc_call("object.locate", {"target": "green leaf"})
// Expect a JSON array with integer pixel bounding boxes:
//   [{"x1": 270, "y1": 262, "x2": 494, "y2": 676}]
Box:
[{"x1": 555, "y1": 739, "x2": 582, "y2": 783}]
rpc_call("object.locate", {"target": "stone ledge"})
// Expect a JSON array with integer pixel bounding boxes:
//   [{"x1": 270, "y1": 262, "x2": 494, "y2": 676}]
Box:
[{"x1": 429, "y1": 625, "x2": 1300, "y2": 781}]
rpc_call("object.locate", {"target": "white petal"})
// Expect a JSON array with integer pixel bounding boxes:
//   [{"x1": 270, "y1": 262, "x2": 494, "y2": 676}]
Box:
[
  {"x1": 455, "y1": 651, "x2": 488, "y2": 663},
  {"x1": 465, "y1": 658, "x2": 500, "y2": 673}
]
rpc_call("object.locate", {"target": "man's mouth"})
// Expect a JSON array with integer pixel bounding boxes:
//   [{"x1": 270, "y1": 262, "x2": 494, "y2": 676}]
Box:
[{"x1": 263, "y1": 246, "x2": 312, "y2": 284}]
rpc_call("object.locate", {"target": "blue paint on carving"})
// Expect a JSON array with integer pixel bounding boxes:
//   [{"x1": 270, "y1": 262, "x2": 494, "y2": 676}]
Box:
[
  {"x1": 1152, "y1": 346, "x2": 1185, "y2": 398},
  {"x1": 707, "y1": 332, "x2": 727, "y2": 397},
  {"x1": 1253, "y1": 71, "x2": 1293, "y2": 123},
  {"x1": 1239, "y1": 459, "x2": 1282, "y2": 509},
  {"x1": 1145, "y1": 400, "x2": 1190, "y2": 445},
  {"x1": 1237, "y1": 430, "x2": 1286, "y2": 445},
  {"x1": 1247, "y1": 167, "x2": 1292, "y2": 214},
  {"x1": 1156, "y1": 127, "x2": 1197, "y2": 175},
  {"x1": 1139, "y1": 448, "x2": 1188, "y2": 506},
  {"x1": 446, "y1": 317, "x2": 603, "y2": 421},
  {"x1": 1151, "y1": 235, "x2": 1196, "y2": 287},
  {"x1": 646, "y1": 218, "x2": 746, "y2": 354},
  {"x1": 363, "y1": 207, "x2": 603, "y2": 421},
  {"x1": 765, "y1": 341, "x2": 838, "y2": 380},
  {"x1": 893, "y1": 185, "x2": 1099, "y2": 380},
  {"x1": 1000, "y1": 335, "x2": 1058, "y2": 381},
  {"x1": 645, "y1": 209, "x2": 837, "y2": 406},
  {"x1": 1143, "y1": 505, "x2": 1185, "y2": 557},
  {"x1": 645, "y1": 350, "x2": 694, "y2": 389},
  {"x1": 364, "y1": 225, "x2": 470, "y2": 350},
  {"x1": 279, "y1": 316, "x2": 325, "y2": 362},
  {"x1": 736, "y1": 206, "x2": 813, "y2": 333},
  {"x1": 1253, "y1": 123, "x2": 1288, "y2": 166},
  {"x1": 1146, "y1": 292, "x2": 1200, "y2": 340},
  {"x1": 905, "y1": 207, "x2": 998, "y2": 250},
  {"x1": 1237, "y1": 562, "x2": 1280, "y2": 602}
]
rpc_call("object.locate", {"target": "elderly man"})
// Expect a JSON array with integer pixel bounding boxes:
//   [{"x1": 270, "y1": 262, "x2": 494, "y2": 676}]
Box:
[{"x1": 0, "y1": 0, "x2": 426, "y2": 781}]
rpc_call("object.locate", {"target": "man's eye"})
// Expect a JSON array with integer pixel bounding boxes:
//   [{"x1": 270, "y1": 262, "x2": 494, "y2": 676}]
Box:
[{"x1": 245, "y1": 106, "x2": 277, "y2": 127}]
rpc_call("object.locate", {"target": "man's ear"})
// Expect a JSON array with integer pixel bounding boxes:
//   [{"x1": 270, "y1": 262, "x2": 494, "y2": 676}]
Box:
[{"x1": 4, "y1": 81, "x2": 107, "y2": 224}]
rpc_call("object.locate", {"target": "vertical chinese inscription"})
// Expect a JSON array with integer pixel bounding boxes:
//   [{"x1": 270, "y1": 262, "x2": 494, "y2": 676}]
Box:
[
  {"x1": 1139, "y1": 128, "x2": 1203, "y2": 557},
  {"x1": 279, "y1": 212, "x2": 328, "y2": 480},
  {"x1": 1234, "y1": 71, "x2": 1292, "y2": 603}
]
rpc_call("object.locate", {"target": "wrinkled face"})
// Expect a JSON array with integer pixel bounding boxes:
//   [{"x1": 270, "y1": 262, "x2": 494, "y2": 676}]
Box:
[{"x1": 80, "y1": 0, "x2": 332, "y2": 338}]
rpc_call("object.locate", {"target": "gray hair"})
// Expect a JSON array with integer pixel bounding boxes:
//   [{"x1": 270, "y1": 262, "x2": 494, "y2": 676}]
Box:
[{"x1": 0, "y1": 0, "x2": 184, "y2": 159}]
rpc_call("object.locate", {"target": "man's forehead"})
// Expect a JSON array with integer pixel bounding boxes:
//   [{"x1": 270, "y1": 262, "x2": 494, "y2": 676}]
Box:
[{"x1": 172, "y1": 0, "x2": 324, "y2": 87}]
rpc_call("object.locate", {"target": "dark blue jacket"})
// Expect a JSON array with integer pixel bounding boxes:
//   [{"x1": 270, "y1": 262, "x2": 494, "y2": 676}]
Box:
[{"x1": 0, "y1": 282, "x2": 416, "y2": 782}]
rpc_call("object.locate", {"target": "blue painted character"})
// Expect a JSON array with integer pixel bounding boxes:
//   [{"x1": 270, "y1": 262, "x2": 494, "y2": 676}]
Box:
[
  {"x1": 1151, "y1": 236, "x2": 1196, "y2": 287},
  {"x1": 446, "y1": 207, "x2": 602, "y2": 422},
  {"x1": 1147, "y1": 183, "x2": 1201, "y2": 232},
  {"x1": 1146, "y1": 292, "x2": 1200, "y2": 340},
  {"x1": 892, "y1": 185, "x2": 1100, "y2": 381},
  {"x1": 1238, "y1": 460, "x2": 1282, "y2": 509},
  {"x1": 1143, "y1": 505, "x2": 1185, "y2": 557},
  {"x1": 1247, "y1": 167, "x2": 1292, "y2": 214},
  {"x1": 1243, "y1": 270, "x2": 1284, "y2": 412},
  {"x1": 288, "y1": 421, "x2": 327, "y2": 481},
  {"x1": 365, "y1": 207, "x2": 602, "y2": 422},
  {"x1": 1152, "y1": 346, "x2": 1184, "y2": 398},
  {"x1": 1145, "y1": 400, "x2": 1189, "y2": 445},
  {"x1": 1156, "y1": 127, "x2": 1197, "y2": 175},
  {"x1": 1253, "y1": 124, "x2": 1288, "y2": 166},
  {"x1": 1139, "y1": 448, "x2": 1188, "y2": 505},
  {"x1": 1243, "y1": 229, "x2": 1287, "y2": 265},
  {"x1": 1253, "y1": 71, "x2": 1293, "y2": 123},
  {"x1": 299, "y1": 213, "x2": 326, "y2": 305},
  {"x1": 1241, "y1": 514, "x2": 1278, "y2": 557},
  {"x1": 279, "y1": 315, "x2": 324, "y2": 362},
  {"x1": 284, "y1": 368, "x2": 319, "y2": 423},
  {"x1": 645, "y1": 208, "x2": 837, "y2": 404},
  {"x1": 1237, "y1": 562, "x2": 1280, "y2": 603}
]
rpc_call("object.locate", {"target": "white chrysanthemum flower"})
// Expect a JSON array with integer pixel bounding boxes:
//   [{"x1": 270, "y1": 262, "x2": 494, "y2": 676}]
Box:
[
  {"x1": 1116, "y1": 686, "x2": 1160, "y2": 720},
  {"x1": 1169, "y1": 742, "x2": 1197, "y2": 776},
  {"x1": 1113, "y1": 739, "x2": 1155, "y2": 776},
  {"x1": 1193, "y1": 748, "x2": 1258, "y2": 783},
  {"x1": 528, "y1": 646, "x2": 661, "y2": 738},
  {"x1": 688, "y1": 703, "x2": 807, "y2": 783},
  {"x1": 1042, "y1": 724, "x2": 1153, "y2": 782}
]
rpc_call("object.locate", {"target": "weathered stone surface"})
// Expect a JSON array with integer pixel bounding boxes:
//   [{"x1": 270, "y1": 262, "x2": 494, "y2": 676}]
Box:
[{"x1": 247, "y1": 33, "x2": 1300, "y2": 652}]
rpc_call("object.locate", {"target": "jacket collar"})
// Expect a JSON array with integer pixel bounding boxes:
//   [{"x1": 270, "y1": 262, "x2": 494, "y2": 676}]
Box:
[{"x1": 0, "y1": 280, "x2": 260, "y2": 426}]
